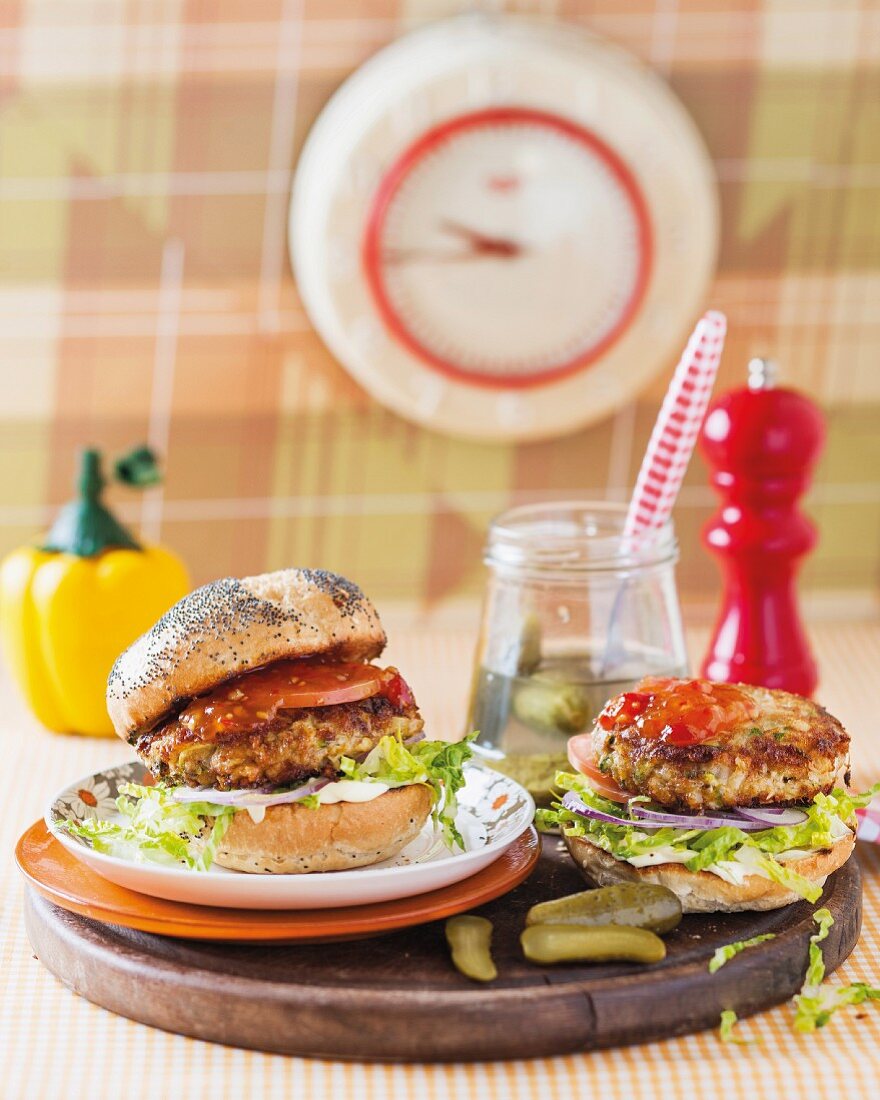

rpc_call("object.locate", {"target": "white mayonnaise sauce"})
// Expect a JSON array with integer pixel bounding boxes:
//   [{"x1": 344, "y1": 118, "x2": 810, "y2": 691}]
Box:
[
  {"x1": 316, "y1": 780, "x2": 390, "y2": 805},
  {"x1": 626, "y1": 847, "x2": 693, "y2": 868},
  {"x1": 226, "y1": 782, "x2": 391, "y2": 821}
]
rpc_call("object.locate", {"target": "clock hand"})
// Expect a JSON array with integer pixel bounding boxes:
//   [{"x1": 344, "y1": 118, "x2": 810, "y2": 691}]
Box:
[
  {"x1": 382, "y1": 244, "x2": 529, "y2": 265},
  {"x1": 439, "y1": 219, "x2": 526, "y2": 258},
  {"x1": 382, "y1": 246, "x2": 475, "y2": 265},
  {"x1": 382, "y1": 222, "x2": 530, "y2": 265}
]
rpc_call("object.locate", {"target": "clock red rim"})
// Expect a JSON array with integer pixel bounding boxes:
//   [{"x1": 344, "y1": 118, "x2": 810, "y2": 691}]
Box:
[{"x1": 362, "y1": 106, "x2": 653, "y2": 391}]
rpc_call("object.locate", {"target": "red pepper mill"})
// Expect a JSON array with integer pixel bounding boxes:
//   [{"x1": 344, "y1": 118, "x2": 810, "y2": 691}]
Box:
[{"x1": 699, "y1": 358, "x2": 826, "y2": 696}]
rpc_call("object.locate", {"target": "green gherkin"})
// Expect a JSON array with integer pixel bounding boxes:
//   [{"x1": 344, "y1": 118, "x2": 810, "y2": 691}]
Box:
[
  {"x1": 516, "y1": 614, "x2": 542, "y2": 675},
  {"x1": 512, "y1": 677, "x2": 589, "y2": 735}
]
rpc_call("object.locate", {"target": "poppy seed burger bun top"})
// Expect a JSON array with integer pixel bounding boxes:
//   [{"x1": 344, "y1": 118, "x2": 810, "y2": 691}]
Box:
[{"x1": 107, "y1": 569, "x2": 386, "y2": 742}]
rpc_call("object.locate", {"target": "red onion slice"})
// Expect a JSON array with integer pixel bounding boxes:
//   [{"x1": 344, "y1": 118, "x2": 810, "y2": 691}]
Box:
[
  {"x1": 561, "y1": 791, "x2": 658, "y2": 828},
  {"x1": 734, "y1": 806, "x2": 808, "y2": 827},
  {"x1": 627, "y1": 801, "x2": 767, "y2": 831},
  {"x1": 563, "y1": 791, "x2": 809, "y2": 834},
  {"x1": 171, "y1": 776, "x2": 331, "y2": 808}
]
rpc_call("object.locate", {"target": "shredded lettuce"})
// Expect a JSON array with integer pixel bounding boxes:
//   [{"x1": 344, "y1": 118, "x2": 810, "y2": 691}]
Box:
[
  {"x1": 64, "y1": 782, "x2": 235, "y2": 870},
  {"x1": 807, "y1": 908, "x2": 834, "y2": 985},
  {"x1": 537, "y1": 772, "x2": 878, "y2": 902},
  {"x1": 718, "y1": 1009, "x2": 754, "y2": 1044},
  {"x1": 755, "y1": 853, "x2": 822, "y2": 902},
  {"x1": 711, "y1": 909, "x2": 880, "y2": 1034},
  {"x1": 686, "y1": 827, "x2": 754, "y2": 872},
  {"x1": 714, "y1": 907, "x2": 880, "y2": 1041},
  {"x1": 340, "y1": 733, "x2": 475, "y2": 849},
  {"x1": 792, "y1": 908, "x2": 880, "y2": 1031},
  {"x1": 793, "y1": 908, "x2": 835, "y2": 1031},
  {"x1": 62, "y1": 734, "x2": 475, "y2": 871},
  {"x1": 794, "y1": 981, "x2": 880, "y2": 1032},
  {"x1": 709, "y1": 934, "x2": 775, "y2": 974}
]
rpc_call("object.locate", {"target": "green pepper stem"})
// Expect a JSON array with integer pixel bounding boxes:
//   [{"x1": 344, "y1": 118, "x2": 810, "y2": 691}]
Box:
[
  {"x1": 114, "y1": 446, "x2": 162, "y2": 487},
  {"x1": 41, "y1": 448, "x2": 142, "y2": 557},
  {"x1": 78, "y1": 448, "x2": 104, "y2": 501}
]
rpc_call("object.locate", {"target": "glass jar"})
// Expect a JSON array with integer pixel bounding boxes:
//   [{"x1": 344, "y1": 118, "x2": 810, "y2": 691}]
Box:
[{"x1": 466, "y1": 501, "x2": 689, "y2": 804}]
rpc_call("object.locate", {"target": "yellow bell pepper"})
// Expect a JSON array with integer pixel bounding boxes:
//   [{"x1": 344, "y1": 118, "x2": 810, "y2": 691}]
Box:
[{"x1": 0, "y1": 448, "x2": 189, "y2": 737}]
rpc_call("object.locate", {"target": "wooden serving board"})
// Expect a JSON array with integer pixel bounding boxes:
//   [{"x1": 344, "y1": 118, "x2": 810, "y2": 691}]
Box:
[{"x1": 25, "y1": 837, "x2": 861, "y2": 1062}]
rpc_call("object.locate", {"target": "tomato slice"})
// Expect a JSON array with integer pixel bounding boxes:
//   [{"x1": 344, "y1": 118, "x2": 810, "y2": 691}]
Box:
[
  {"x1": 381, "y1": 668, "x2": 415, "y2": 710},
  {"x1": 247, "y1": 660, "x2": 386, "y2": 708},
  {"x1": 567, "y1": 733, "x2": 630, "y2": 803},
  {"x1": 178, "y1": 660, "x2": 389, "y2": 741}
]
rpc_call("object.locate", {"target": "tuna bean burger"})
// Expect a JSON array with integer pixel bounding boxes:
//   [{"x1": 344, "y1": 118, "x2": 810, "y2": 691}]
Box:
[
  {"x1": 84, "y1": 569, "x2": 473, "y2": 874},
  {"x1": 540, "y1": 677, "x2": 875, "y2": 912}
]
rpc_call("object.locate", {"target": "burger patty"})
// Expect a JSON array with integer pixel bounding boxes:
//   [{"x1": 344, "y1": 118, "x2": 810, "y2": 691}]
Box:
[
  {"x1": 592, "y1": 683, "x2": 850, "y2": 812},
  {"x1": 135, "y1": 693, "x2": 424, "y2": 790}
]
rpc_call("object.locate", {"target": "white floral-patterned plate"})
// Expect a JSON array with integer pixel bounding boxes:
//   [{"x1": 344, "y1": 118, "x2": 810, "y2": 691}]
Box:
[{"x1": 46, "y1": 763, "x2": 535, "y2": 910}]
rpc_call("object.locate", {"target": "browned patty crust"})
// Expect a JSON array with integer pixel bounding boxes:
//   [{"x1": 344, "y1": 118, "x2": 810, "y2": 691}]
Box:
[
  {"x1": 592, "y1": 683, "x2": 850, "y2": 812},
  {"x1": 135, "y1": 693, "x2": 423, "y2": 790}
]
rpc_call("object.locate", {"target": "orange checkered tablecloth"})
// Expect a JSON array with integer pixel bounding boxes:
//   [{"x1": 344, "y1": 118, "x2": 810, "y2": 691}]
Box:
[{"x1": 2, "y1": 621, "x2": 880, "y2": 1099}]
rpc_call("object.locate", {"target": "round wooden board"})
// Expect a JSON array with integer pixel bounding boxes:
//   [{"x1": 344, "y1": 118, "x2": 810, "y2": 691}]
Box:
[{"x1": 24, "y1": 836, "x2": 862, "y2": 1063}]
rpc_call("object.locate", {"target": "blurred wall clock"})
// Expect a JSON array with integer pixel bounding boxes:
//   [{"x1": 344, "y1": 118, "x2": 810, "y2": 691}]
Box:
[{"x1": 289, "y1": 14, "x2": 718, "y2": 442}]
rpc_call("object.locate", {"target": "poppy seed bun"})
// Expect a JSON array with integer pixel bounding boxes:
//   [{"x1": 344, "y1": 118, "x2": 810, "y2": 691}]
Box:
[
  {"x1": 107, "y1": 569, "x2": 386, "y2": 742},
  {"x1": 214, "y1": 784, "x2": 433, "y2": 873},
  {"x1": 564, "y1": 831, "x2": 855, "y2": 913}
]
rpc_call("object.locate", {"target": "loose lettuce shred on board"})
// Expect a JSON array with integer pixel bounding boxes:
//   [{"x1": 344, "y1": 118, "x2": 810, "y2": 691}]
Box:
[
  {"x1": 793, "y1": 909, "x2": 880, "y2": 1032},
  {"x1": 713, "y1": 908, "x2": 880, "y2": 1040},
  {"x1": 708, "y1": 934, "x2": 775, "y2": 974}
]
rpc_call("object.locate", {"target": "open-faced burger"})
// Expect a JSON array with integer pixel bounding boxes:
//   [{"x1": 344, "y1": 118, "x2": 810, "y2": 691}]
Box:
[{"x1": 540, "y1": 677, "x2": 876, "y2": 912}]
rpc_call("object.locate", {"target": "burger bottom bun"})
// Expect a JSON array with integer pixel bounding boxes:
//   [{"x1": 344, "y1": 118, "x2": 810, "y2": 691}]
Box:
[
  {"x1": 214, "y1": 783, "x2": 433, "y2": 874},
  {"x1": 564, "y1": 831, "x2": 855, "y2": 913}
]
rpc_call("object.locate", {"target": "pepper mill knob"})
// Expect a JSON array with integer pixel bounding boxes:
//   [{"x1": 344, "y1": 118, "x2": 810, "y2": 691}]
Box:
[{"x1": 698, "y1": 360, "x2": 826, "y2": 695}]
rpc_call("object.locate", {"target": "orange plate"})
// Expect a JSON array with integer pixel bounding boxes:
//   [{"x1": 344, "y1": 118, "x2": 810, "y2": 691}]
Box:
[{"x1": 16, "y1": 821, "x2": 540, "y2": 943}]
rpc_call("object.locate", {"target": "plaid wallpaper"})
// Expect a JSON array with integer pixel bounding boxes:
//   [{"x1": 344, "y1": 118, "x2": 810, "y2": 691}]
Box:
[{"x1": 2, "y1": 0, "x2": 880, "y2": 610}]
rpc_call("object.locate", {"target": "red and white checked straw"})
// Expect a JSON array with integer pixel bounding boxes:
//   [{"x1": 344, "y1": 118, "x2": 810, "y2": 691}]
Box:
[{"x1": 624, "y1": 310, "x2": 727, "y2": 539}]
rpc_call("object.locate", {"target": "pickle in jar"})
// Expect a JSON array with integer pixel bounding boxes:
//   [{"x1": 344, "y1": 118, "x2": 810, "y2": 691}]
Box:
[
  {"x1": 515, "y1": 613, "x2": 543, "y2": 676},
  {"x1": 525, "y1": 884, "x2": 682, "y2": 935},
  {"x1": 511, "y1": 675, "x2": 589, "y2": 736}
]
